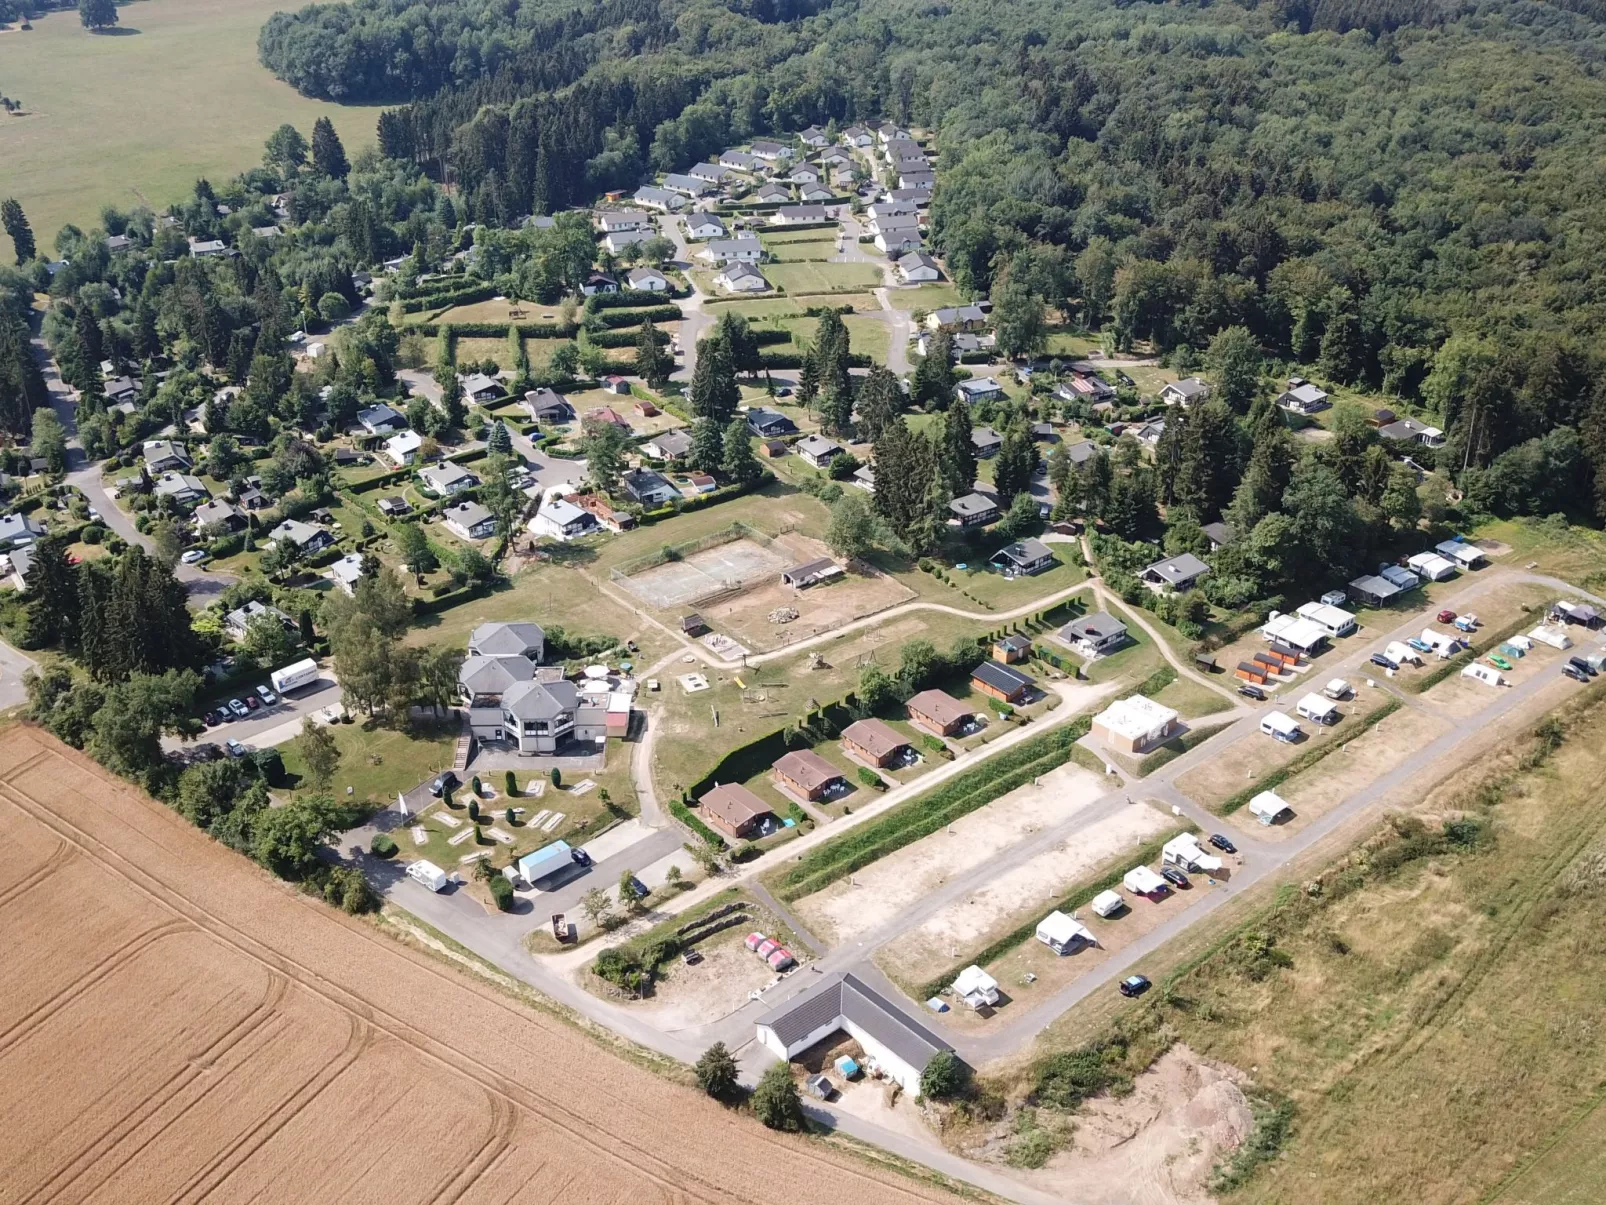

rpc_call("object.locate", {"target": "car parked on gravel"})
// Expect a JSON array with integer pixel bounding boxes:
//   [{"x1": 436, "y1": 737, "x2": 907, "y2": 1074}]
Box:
[{"x1": 1119, "y1": 974, "x2": 1151, "y2": 998}]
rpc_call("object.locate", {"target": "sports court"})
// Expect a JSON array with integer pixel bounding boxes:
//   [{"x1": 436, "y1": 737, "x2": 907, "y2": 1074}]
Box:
[{"x1": 617, "y1": 538, "x2": 788, "y2": 607}]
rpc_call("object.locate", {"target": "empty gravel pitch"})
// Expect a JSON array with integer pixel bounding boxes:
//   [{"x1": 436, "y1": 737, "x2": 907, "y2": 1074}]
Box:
[{"x1": 0, "y1": 726, "x2": 954, "y2": 1205}]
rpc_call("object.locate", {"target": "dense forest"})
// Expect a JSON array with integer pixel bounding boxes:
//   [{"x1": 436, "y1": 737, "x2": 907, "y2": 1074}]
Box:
[{"x1": 258, "y1": 0, "x2": 1606, "y2": 478}]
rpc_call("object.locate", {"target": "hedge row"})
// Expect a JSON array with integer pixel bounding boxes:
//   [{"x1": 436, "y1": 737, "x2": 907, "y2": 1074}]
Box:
[
  {"x1": 671, "y1": 799, "x2": 727, "y2": 848},
  {"x1": 588, "y1": 327, "x2": 668, "y2": 349},
  {"x1": 750, "y1": 328, "x2": 791, "y2": 347},
  {"x1": 412, "y1": 321, "x2": 579, "y2": 338},
  {"x1": 757, "y1": 351, "x2": 872, "y2": 369},
  {"x1": 588, "y1": 289, "x2": 684, "y2": 311},
  {"x1": 399, "y1": 283, "x2": 497, "y2": 314},
  {"x1": 773, "y1": 716, "x2": 1094, "y2": 902},
  {"x1": 636, "y1": 472, "x2": 771, "y2": 526},
  {"x1": 915, "y1": 824, "x2": 1191, "y2": 1000},
  {"x1": 1218, "y1": 697, "x2": 1401, "y2": 815},
  {"x1": 594, "y1": 305, "x2": 682, "y2": 329}
]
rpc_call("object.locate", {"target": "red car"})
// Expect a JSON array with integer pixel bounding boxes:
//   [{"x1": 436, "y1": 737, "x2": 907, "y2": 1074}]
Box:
[{"x1": 1437, "y1": 609, "x2": 1457, "y2": 624}]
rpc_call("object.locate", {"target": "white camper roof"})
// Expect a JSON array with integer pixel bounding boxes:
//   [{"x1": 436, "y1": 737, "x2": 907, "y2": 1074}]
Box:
[
  {"x1": 1123, "y1": 865, "x2": 1167, "y2": 894},
  {"x1": 1089, "y1": 889, "x2": 1124, "y2": 917},
  {"x1": 1261, "y1": 710, "x2": 1301, "y2": 736},
  {"x1": 1262, "y1": 612, "x2": 1329, "y2": 651},
  {"x1": 1249, "y1": 791, "x2": 1292, "y2": 820},
  {"x1": 1036, "y1": 910, "x2": 1095, "y2": 947},
  {"x1": 1296, "y1": 600, "x2": 1356, "y2": 630},
  {"x1": 1296, "y1": 692, "x2": 1338, "y2": 719},
  {"x1": 1462, "y1": 663, "x2": 1503, "y2": 686},
  {"x1": 1420, "y1": 627, "x2": 1457, "y2": 649},
  {"x1": 952, "y1": 965, "x2": 999, "y2": 997},
  {"x1": 1163, "y1": 833, "x2": 1223, "y2": 872},
  {"x1": 1436, "y1": 540, "x2": 1484, "y2": 566}
]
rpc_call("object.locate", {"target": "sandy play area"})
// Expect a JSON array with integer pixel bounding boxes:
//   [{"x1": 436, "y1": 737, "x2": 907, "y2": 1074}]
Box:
[
  {"x1": 0, "y1": 726, "x2": 954, "y2": 1205},
  {"x1": 795, "y1": 760, "x2": 1112, "y2": 946},
  {"x1": 878, "y1": 805, "x2": 1176, "y2": 986}
]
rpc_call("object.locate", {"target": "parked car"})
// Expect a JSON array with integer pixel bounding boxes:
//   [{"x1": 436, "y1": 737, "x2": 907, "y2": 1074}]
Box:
[
  {"x1": 1455, "y1": 614, "x2": 1480, "y2": 632},
  {"x1": 224, "y1": 739, "x2": 247, "y2": 758},
  {"x1": 1160, "y1": 866, "x2": 1191, "y2": 889},
  {"x1": 203, "y1": 709, "x2": 223, "y2": 726},
  {"x1": 255, "y1": 684, "x2": 278, "y2": 706},
  {"x1": 244, "y1": 694, "x2": 261, "y2": 711},
  {"x1": 1563, "y1": 664, "x2": 1590, "y2": 683},
  {"x1": 429, "y1": 770, "x2": 459, "y2": 797},
  {"x1": 1238, "y1": 684, "x2": 1266, "y2": 701},
  {"x1": 570, "y1": 847, "x2": 593, "y2": 867},
  {"x1": 1118, "y1": 974, "x2": 1152, "y2": 998},
  {"x1": 180, "y1": 549, "x2": 209, "y2": 565},
  {"x1": 1406, "y1": 638, "x2": 1433, "y2": 654},
  {"x1": 1208, "y1": 833, "x2": 1237, "y2": 854},
  {"x1": 1437, "y1": 609, "x2": 1457, "y2": 623},
  {"x1": 1488, "y1": 654, "x2": 1513, "y2": 671},
  {"x1": 1568, "y1": 656, "x2": 1597, "y2": 677},
  {"x1": 227, "y1": 698, "x2": 249, "y2": 718},
  {"x1": 1369, "y1": 652, "x2": 1399, "y2": 671}
]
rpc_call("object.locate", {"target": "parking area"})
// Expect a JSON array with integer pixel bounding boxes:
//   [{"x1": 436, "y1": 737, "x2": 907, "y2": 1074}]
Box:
[{"x1": 163, "y1": 672, "x2": 343, "y2": 755}]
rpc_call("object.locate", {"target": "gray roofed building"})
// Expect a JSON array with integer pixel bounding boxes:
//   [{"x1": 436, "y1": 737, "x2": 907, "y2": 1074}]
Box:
[
  {"x1": 755, "y1": 971, "x2": 954, "y2": 1096},
  {"x1": 1058, "y1": 610, "x2": 1129, "y2": 657},
  {"x1": 268, "y1": 518, "x2": 334, "y2": 552},
  {"x1": 619, "y1": 468, "x2": 681, "y2": 506},
  {"x1": 949, "y1": 492, "x2": 999, "y2": 526},
  {"x1": 897, "y1": 251, "x2": 942, "y2": 282},
  {"x1": 719, "y1": 150, "x2": 760, "y2": 171},
  {"x1": 142, "y1": 439, "x2": 191, "y2": 471},
  {"x1": 8, "y1": 545, "x2": 36, "y2": 592},
  {"x1": 643, "y1": 429, "x2": 694, "y2": 460},
  {"x1": 1160, "y1": 377, "x2": 1210, "y2": 407},
  {"x1": 770, "y1": 204, "x2": 831, "y2": 225},
  {"x1": 1065, "y1": 439, "x2": 1099, "y2": 464},
  {"x1": 1277, "y1": 380, "x2": 1330, "y2": 413},
  {"x1": 597, "y1": 208, "x2": 653, "y2": 232},
  {"x1": 633, "y1": 185, "x2": 688, "y2": 212},
  {"x1": 224, "y1": 599, "x2": 292, "y2": 641},
  {"x1": 419, "y1": 462, "x2": 478, "y2": 495},
  {"x1": 990, "y1": 537, "x2": 1055, "y2": 576},
  {"x1": 1142, "y1": 552, "x2": 1210, "y2": 592},
  {"x1": 1377, "y1": 416, "x2": 1446, "y2": 447},
  {"x1": 750, "y1": 139, "x2": 793, "y2": 160},
  {"x1": 746, "y1": 407, "x2": 796, "y2": 436},
  {"x1": 469, "y1": 621, "x2": 545, "y2": 662},
  {"x1": 193, "y1": 498, "x2": 245, "y2": 531},
  {"x1": 1201, "y1": 521, "x2": 1235, "y2": 549},
  {"x1": 154, "y1": 472, "x2": 208, "y2": 503},
  {"x1": 663, "y1": 172, "x2": 715, "y2": 197},
  {"x1": 328, "y1": 552, "x2": 366, "y2": 595},
  {"x1": 443, "y1": 500, "x2": 496, "y2": 541},
  {"x1": 524, "y1": 388, "x2": 573, "y2": 422},
  {"x1": 0, "y1": 514, "x2": 46, "y2": 549},
  {"x1": 459, "y1": 653, "x2": 537, "y2": 701},
  {"x1": 715, "y1": 262, "x2": 768, "y2": 292},
  {"x1": 356, "y1": 403, "x2": 406, "y2": 433},
  {"x1": 754, "y1": 182, "x2": 792, "y2": 203},
  {"x1": 688, "y1": 161, "x2": 733, "y2": 183},
  {"x1": 970, "y1": 426, "x2": 1003, "y2": 456},
  {"x1": 795, "y1": 433, "x2": 843, "y2": 467},
  {"x1": 703, "y1": 236, "x2": 763, "y2": 264},
  {"x1": 781, "y1": 557, "x2": 843, "y2": 588}
]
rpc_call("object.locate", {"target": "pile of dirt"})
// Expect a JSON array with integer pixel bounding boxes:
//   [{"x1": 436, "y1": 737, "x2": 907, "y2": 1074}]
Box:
[{"x1": 1005, "y1": 1045, "x2": 1253, "y2": 1205}]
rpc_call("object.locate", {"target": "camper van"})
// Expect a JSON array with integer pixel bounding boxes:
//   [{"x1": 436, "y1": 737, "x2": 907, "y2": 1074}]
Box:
[
  {"x1": 1295, "y1": 693, "x2": 1339, "y2": 725},
  {"x1": 1260, "y1": 711, "x2": 1302, "y2": 742},
  {"x1": 406, "y1": 860, "x2": 450, "y2": 892}
]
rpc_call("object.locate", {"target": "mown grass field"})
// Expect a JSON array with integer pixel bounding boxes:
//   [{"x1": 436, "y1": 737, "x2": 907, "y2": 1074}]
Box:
[
  {"x1": 0, "y1": 0, "x2": 381, "y2": 244},
  {"x1": 766, "y1": 261, "x2": 881, "y2": 295}
]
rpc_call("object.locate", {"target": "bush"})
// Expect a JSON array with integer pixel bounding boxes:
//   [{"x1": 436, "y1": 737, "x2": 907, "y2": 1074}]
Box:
[
  {"x1": 80, "y1": 523, "x2": 105, "y2": 544},
  {"x1": 695, "y1": 1042, "x2": 740, "y2": 1099},
  {"x1": 550, "y1": 767, "x2": 562, "y2": 787},
  {"x1": 505, "y1": 769, "x2": 518, "y2": 797},
  {"x1": 489, "y1": 874, "x2": 515, "y2": 912},
  {"x1": 751, "y1": 1062, "x2": 806, "y2": 1131},
  {"x1": 856, "y1": 765, "x2": 885, "y2": 790},
  {"x1": 920, "y1": 1050, "x2": 970, "y2": 1100},
  {"x1": 1034, "y1": 1040, "x2": 1132, "y2": 1111},
  {"x1": 467, "y1": 798, "x2": 480, "y2": 821},
  {"x1": 370, "y1": 833, "x2": 397, "y2": 858}
]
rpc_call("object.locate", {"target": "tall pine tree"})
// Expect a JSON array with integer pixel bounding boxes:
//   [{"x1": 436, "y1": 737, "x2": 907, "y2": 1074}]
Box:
[
  {"x1": 311, "y1": 116, "x2": 350, "y2": 179},
  {"x1": 689, "y1": 336, "x2": 738, "y2": 424},
  {"x1": 1, "y1": 199, "x2": 35, "y2": 264}
]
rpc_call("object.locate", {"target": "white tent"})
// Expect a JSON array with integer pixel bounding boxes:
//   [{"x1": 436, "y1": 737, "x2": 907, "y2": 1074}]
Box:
[
  {"x1": 1162, "y1": 833, "x2": 1223, "y2": 873},
  {"x1": 1036, "y1": 910, "x2": 1096, "y2": 954},
  {"x1": 1462, "y1": 663, "x2": 1503, "y2": 687},
  {"x1": 1407, "y1": 552, "x2": 1458, "y2": 581},
  {"x1": 1089, "y1": 889, "x2": 1125, "y2": 918},
  {"x1": 1123, "y1": 865, "x2": 1168, "y2": 895},
  {"x1": 952, "y1": 965, "x2": 1000, "y2": 1009},
  {"x1": 1249, "y1": 791, "x2": 1292, "y2": 825},
  {"x1": 1529, "y1": 625, "x2": 1573, "y2": 650},
  {"x1": 1384, "y1": 641, "x2": 1423, "y2": 666},
  {"x1": 1436, "y1": 539, "x2": 1484, "y2": 568},
  {"x1": 1420, "y1": 627, "x2": 1458, "y2": 655}
]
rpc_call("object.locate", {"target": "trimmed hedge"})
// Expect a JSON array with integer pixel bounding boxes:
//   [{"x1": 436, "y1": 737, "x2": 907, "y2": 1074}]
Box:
[
  {"x1": 346, "y1": 466, "x2": 413, "y2": 494},
  {"x1": 594, "y1": 305, "x2": 682, "y2": 329},
  {"x1": 750, "y1": 328, "x2": 792, "y2": 347},
  {"x1": 757, "y1": 351, "x2": 871, "y2": 369},
  {"x1": 411, "y1": 580, "x2": 493, "y2": 616},
  {"x1": 588, "y1": 327, "x2": 669, "y2": 349},
  {"x1": 671, "y1": 799, "x2": 726, "y2": 848},
  {"x1": 773, "y1": 716, "x2": 1094, "y2": 902},
  {"x1": 587, "y1": 289, "x2": 681, "y2": 310},
  {"x1": 413, "y1": 321, "x2": 578, "y2": 338},
  {"x1": 399, "y1": 283, "x2": 496, "y2": 314},
  {"x1": 635, "y1": 473, "x2": 772, "y2": 525}
]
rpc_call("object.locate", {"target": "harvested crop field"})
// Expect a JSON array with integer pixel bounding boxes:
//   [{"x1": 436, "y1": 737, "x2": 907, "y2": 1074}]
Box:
[{"x1": 0, "y1": 725, "x2": 954, "y2": 1204}]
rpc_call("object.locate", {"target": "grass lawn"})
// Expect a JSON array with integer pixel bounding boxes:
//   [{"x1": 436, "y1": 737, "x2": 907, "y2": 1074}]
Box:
[
  {"x1": 703, "y1": 294, "x2": 878, "y2": 320},
  {"x1": 1041, "y1": 330, "x2": 1101, "y2": 357},
  {"x1": 0, "y1": 0, "x2": 381, "y2": 244},
  {"x1": 886, "y1": 284, "x2": 963, "y2": 311},
  {"x1": 1472, "y1": 516, "x2": 1606, "y2": 591},
  {"x1": 759, "y1": 231, "x2": 837, "y2": 261},
  {"x1": 767, "y1": 262, "x2": 882, "y2": 295},
  {"x1": 278, "y1": 715, "x2": 457, "y2": 805},
  {"x1": 416, "y1": 297, "x2": 568, "y2": 326},
  {"x1": 1150, "y1": 672, "x2": 1234, "y2": 718},
  {"x1": 755, "y1": 314, "x2": 890, "y2": 365}
]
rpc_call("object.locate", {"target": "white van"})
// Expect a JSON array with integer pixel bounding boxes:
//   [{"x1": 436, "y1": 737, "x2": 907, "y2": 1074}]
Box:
[{"x1": 406, "y1": 860, "x2": 450, "y2": 892}]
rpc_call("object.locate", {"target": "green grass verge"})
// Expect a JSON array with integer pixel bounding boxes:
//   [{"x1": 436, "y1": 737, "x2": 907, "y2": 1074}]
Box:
[
  {"x1": 1403, "y1": 611, "x2": 1542, "y2": 694},
  {"x1": 1134, "y1": 721, "x2": 1234, "y2": 778},
  {"x1": 770, "y1": 715, "x2": 1093, "y2": 903},
  {"x1": 1217, "y1": 698, "x2": 1402, "y2": 815},
  {"x1": 913, "y1": 825, "x2": 1191, "y2": 1001}
]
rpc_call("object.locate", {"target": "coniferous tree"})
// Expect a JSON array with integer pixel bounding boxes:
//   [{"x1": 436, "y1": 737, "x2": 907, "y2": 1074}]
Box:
[
  {"x1": 993, "y1": 422, "x2": 1036, "y2": 502},
  {"x1": 689, "y1": 416, "x2": 724, "y2": 475},
  {"x1": 635, "y1": 318, "x2": 671, "y2": 389},
  {"x1": 910, "y1": 330, "x2": 954, "y2": 410},
  {"x1": 1, "y1": 198, "x2": 35, "y2": 264},
  {"x1": 689, "y1": 336, "x2": 738, "y2": 424},
  {"x1": 721, "y1": 417, "x2": 762, "y2": 485},
  {"x1": 939, "y1": 400, "x2": 977, "y2": 496},
  {"x1": 311, "y1": 116, "x2": 350, "y2": 179},
  {"x1": 855, "y1": 366, "x2": 902, "y2": 443}
]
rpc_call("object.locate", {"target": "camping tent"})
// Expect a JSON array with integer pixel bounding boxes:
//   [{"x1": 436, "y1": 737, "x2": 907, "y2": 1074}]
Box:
[
  {"x1": 1036, "y1": 910, "x2": 1096, "y2": 954},
  {"x1": 1162, "y1": 833, "x2": 1223, "y2": 873},
  {"x1": 1462, "y1": 663, "x2": 1503, "y2": 687},
  {"x1": 1295, "y1": 693, "x2": 1339, "y2": 724}
]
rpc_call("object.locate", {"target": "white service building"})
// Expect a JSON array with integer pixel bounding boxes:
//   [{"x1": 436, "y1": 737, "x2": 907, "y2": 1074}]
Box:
[
  {"x1": 1295, "y1": 600, "x2": 1358, "y2": 637},
  {"x1": 1090, "y1": 694, "x2": 1180, "y2": 754},
  {"x1": 1262, "y1": 611, "x2": 1330, "y2": 654},
  {"x1": 755, "y1": 971, "x2": 954, "y2": 1097}
]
